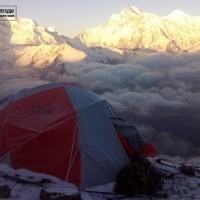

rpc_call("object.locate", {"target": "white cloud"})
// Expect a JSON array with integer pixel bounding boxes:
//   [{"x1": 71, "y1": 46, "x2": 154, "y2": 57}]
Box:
[{"x1": 1, "y1": 52, "x2": 200, "y2": 159}]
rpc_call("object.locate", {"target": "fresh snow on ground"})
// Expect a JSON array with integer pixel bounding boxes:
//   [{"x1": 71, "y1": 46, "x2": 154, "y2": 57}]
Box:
[
  {"x1": 0, "y1": 164, "x2": 78, "y2": 200},
  {"x1": 0, "y1": 159, "x2": 200, "y2": 200}
]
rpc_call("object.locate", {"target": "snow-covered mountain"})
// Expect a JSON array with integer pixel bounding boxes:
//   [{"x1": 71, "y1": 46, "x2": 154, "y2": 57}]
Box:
[
  {"x1": 0, "y1": 17, "x2": 125, "y2": 71},
  {"x1": 1, "y1": 7, "x2": 200, "y2": 71},
  {"x1": 0, "y1": 18, "x2": 68, "y2": 46},
  {"x1": 0, "y1": 18, "x2": 88, "y2": 70},
  {"x1": 78, "y1": 6, "x2": 200, "y2": 53}
]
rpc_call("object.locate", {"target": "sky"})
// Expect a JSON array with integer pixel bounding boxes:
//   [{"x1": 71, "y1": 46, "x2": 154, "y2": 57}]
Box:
[{"x1": 1, "y1": 0, "x2": 200, "y2": 37}]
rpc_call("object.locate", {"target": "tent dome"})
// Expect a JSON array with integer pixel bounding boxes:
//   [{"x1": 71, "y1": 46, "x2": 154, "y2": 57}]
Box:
[{"x1": 0, "y1": 82, "x2": 157, "y2": 188}]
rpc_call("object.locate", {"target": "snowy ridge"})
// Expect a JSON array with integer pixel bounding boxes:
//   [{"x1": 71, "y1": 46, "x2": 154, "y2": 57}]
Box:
[{"x1": 78, "y1": 6, "x2": 200, "y2": 53}]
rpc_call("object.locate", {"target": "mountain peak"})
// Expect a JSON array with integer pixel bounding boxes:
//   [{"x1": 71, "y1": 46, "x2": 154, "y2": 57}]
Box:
[
  {"x1": 78, "y1": 6, "x2": 200, "y2": 53},
  {"x1": 169, "y1": 9, "x2": 190, "y2": 18},
  {"x1": 121, "y1": 6, "x2": 143, "y2": 16},
  {"x1": 47, "y1": 26, "x2": 57, "y2": 33},
  {"x1": 130, "y1": 6, "x2": 143, "y2": 15}
]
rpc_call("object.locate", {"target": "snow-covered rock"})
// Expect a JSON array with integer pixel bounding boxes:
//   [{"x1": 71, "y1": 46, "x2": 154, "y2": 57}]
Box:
[
  {"x1": 1, "y1": 158, "x2": 200, "y2": 200},
  {"x1": 0, "y1": 164, "x2": 79, "y2": 200}
]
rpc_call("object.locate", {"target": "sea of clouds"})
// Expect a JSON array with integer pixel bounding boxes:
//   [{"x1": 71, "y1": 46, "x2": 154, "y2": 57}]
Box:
[{"x1": 1, "y1": 52, "x2": 200, "y2": 160}]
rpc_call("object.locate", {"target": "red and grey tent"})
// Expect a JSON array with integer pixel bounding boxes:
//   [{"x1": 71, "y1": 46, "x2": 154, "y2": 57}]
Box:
[{"x1": 0, "y1": 82, "x2": 157, "y2": 188}]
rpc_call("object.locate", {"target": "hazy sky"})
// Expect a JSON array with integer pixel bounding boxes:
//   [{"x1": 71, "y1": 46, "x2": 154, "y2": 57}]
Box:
[{"x1": 1, "y1": 0, "x2": 200, "y2": 37}]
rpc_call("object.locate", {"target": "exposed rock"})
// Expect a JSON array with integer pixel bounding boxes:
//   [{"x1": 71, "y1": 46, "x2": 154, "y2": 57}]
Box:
[
  {"x1": 179, "y1": 165, "x2": 195, "y2": 177},
  {"x1": 40, "y1": 188, "x2": 81, "y2": 200},
  {"x1": 0, "y1": 184, "x2": 11, "y2": 198},
  {"x1": 114, "y1": 154, "x2": 163, "y2": 196}
]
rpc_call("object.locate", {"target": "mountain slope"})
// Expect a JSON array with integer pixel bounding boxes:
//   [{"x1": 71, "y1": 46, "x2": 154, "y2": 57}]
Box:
[{"x1": 78, "y1": 6, "x2": 200, "y2": 53}]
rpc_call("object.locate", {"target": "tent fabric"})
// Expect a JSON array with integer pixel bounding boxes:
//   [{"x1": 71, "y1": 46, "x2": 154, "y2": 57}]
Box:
[
  {"x1": 77, "y1": 100, "x2": 129, "y2": 187},
  {"x1": 117, "y1": 131, "x2": 135, "y2": 155},
  {"x1": 111, "y1": 118, "x2": 143, "y2": 151},
  {"x1": 0, "y1": 82, "x2": 157, "y2": 188}
]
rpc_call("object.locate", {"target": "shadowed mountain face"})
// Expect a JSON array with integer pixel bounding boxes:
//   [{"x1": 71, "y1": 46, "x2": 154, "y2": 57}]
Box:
[
  {"x1": 0, "y1": 17, "x2": 16, "y2": 69},
  {"x1": 78, "y1": 6, "x2": 200, "y2": 53},
  {"x1": 0, "y1": 19, "x2": 11, "y2": 47}
]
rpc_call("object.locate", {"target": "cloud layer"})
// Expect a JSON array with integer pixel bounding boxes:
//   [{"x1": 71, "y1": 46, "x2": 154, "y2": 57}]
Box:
[{"x1": 1, "y1": 52, "x2": 200, "y2": 160}]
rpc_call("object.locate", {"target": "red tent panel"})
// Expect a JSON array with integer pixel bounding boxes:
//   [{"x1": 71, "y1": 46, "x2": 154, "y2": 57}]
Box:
[{"x1": 11, "y1": 119, "x2": 81, "y2": 186}]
